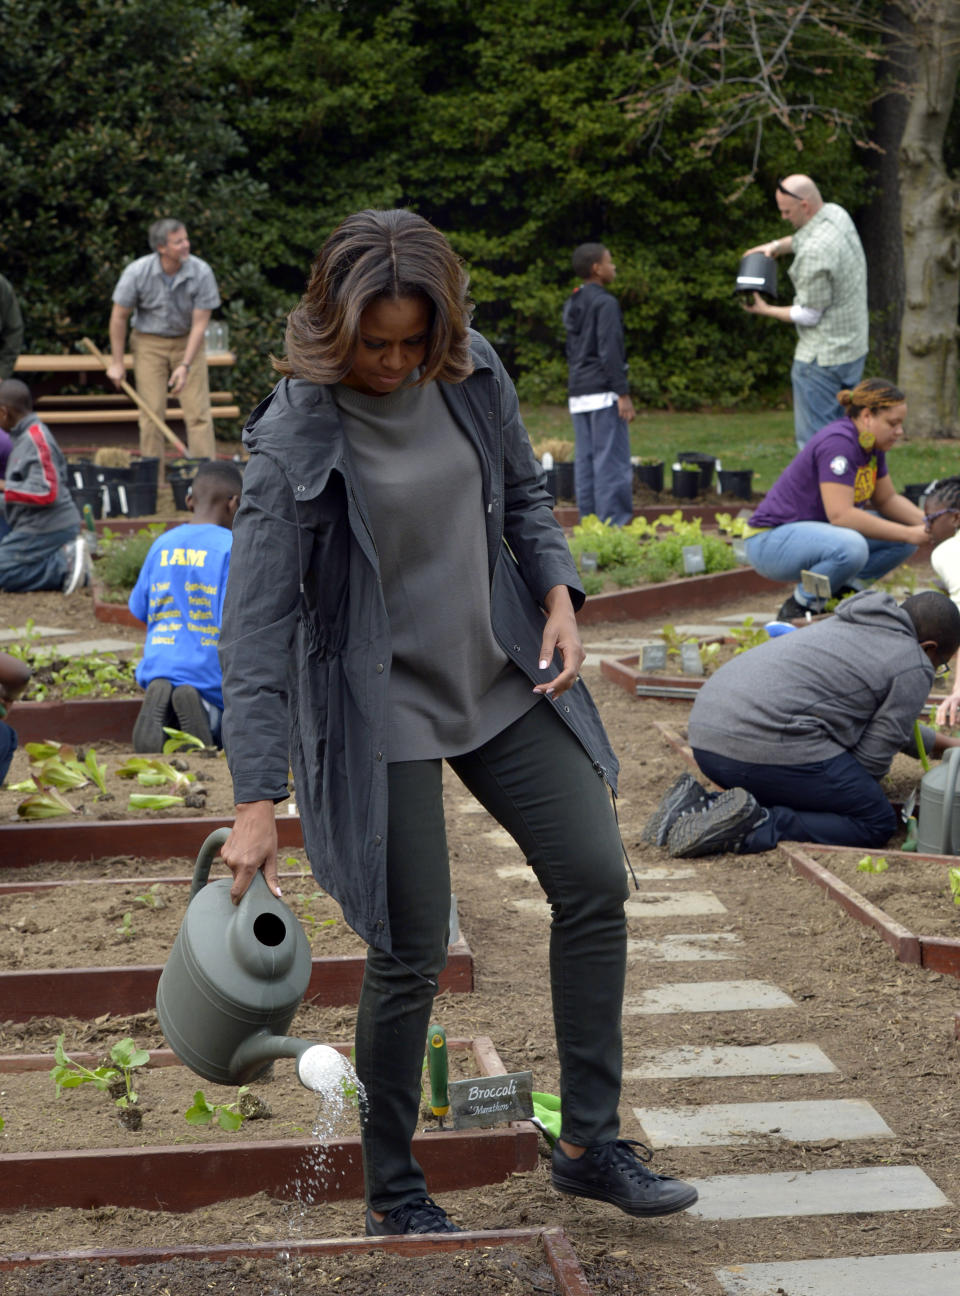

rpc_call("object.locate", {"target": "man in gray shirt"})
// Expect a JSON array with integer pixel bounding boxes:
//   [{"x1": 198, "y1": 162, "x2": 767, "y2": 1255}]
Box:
[{"x1": 108, "y1": 218, "x2": 221, "y2": 463}]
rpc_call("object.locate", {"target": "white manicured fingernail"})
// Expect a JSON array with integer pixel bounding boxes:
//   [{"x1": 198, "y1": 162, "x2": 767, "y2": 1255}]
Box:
[{"x1": 539, "y1": 660, "x2": 548, "y2": 670}]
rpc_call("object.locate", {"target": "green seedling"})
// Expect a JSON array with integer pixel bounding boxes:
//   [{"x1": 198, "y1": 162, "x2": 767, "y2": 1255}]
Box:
[
  {"x1": 50, "y1": 1034, "x2": 149, "y2": 1109},
  {"x1": 127, "y1": 793, "x2": 186, "y2": 811},
  {"x1": 914, "y1": 718, "x2": 931, "y2": 773},
  {"x1": 948, "y1": 868, "x2": 960, "y2": 906},
  {"x1": 0, "y1": 1114, "x2": 5, "y2": 1131},
  {"x1": 116, "y1": 911, "x2": 134, "y2": 938},
  {"x1": 116, "y1": 756, "x2": 195, "y2": 788},
  {"x1": 296, "y1": 892, "x2": 337, "y2": 931},
  {"x1": 16, "y1": 785, "x2": 78, "y2": 820},
  {"x1": 730, "y1": 616, "x2": 770, "y2": 654},
  {"x1": 857, "y1": 855, "x2": 889, "y2": 874},
  {"x1": 135, "y1": 883, "x2": 165, "y2": 909},
  {"x1": 162, "y1": 726, "x2": 206, "y2": 755},
  {"x1": 81, "y1": 748, "x2": 108, "y2": 795},
  {"x1": 184, "y1": 1086, "x2": 251, "y2": 1132}
]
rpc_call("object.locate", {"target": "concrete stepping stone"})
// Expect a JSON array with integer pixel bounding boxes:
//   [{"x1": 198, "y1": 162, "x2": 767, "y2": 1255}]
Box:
[
  {"x1": 687, "y1": 1165, "x2": 950, "y2": 1220},
  {"x1": 511, "y1": 891, "x2": 728, "y2": 918},
  {"x1": 626, "y1": 1042, "x2": 836, "y2": 1080},
  {"x1": 627, "y1": 933, "x2": 741, "y2": 962},
  {"x1": 625, "y1": 979, "x2": 795, "y2": 1015},
  {"x1": 715, "y1": 1250, "x2": 960, "y2": 1295},
  {"x1": 626, "y1": 891, "x2": 727, "y2": 917},
  {"x1": 634, "y1": 1098, "x2": 894, "y2": 1148},
  {"x1": 500, "y1": 864, "x2": 697, "y2": 884},
  {"x1": 55, "y1": 637, "x2": 137, "y2": 658},
  {"x1": 713, "y1": 612, "x2": 774, "y2": 626},
  {"x1": 0, "y1": 625, "x2": 76, "y2": 642}
]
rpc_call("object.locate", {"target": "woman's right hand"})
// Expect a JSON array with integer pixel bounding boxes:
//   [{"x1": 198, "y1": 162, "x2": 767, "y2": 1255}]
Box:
[{"x1": 220, "y1": 800, "x2": 280, "y2": 904}]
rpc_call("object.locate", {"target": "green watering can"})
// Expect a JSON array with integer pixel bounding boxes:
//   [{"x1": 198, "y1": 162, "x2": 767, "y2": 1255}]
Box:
[
  {"x1": 916, "y1": 747, "x2": 960, "y2": 856},
  {"x1": 156, "y1": 827, "x2": 335, "y2": 1088}
]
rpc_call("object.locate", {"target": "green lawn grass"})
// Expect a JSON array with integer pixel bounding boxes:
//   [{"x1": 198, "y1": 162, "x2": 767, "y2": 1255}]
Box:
[{"x1": 521, "y1": 403, "x2": 960, "y2": 495}]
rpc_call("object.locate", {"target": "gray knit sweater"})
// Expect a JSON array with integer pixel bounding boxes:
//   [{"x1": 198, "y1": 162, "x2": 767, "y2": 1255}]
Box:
[{"x1": 687, "y1": 591, "x2": 933, "y2": 777}]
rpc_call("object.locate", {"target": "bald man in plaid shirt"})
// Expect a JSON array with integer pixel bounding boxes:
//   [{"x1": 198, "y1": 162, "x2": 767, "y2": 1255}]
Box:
[{"x1": 743, "y1": 175, "x2": 868, "y2": 449}]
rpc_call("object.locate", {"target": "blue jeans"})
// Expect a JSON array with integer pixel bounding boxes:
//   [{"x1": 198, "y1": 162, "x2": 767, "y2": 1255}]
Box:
[
  {"x1": 571, "y1": 403, "x2": 633, "y2": 526},
  {"x1": 791, "y1": 355, "x2": 866, "y2": 448},
  {"x1": 693, "y1": 747, "x2": 898, "y2": 850},
  {"x1": 0, "y1": 526, "x2": 77, "y2": 592},
  {"x1": 745, "y1": 522, "x2": 915, "y2": 608},
  {"x1": 0, "y1": 722, "x2": 17, "y2": 785},
  {"x1": 356, "y1": 700, "x2": 628, "y2": 1209}
]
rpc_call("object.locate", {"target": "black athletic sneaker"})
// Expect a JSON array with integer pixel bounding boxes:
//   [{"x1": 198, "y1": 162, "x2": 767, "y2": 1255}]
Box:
[
  {"x1": 132, "y1": 678, "x2": 174, "y2": 752},
  {"x1": 776, "y1": 594, "x2": 815, "y2": 622},
  {"x1": 365, "y1": 1196, "x2": 462, "y2": 1235},
  {"x1": 171, "y1": 684, "x2": 214, "y2": 746},
  {"x1": 641, "y1": 773, "x2": 712, "y2": 847},
  {"x1": 551, "y1": 1139, "x2": 698, "y2": 1217},
  {"x1": 666, "y1": 787, "x2": 764, "y2": 858}
]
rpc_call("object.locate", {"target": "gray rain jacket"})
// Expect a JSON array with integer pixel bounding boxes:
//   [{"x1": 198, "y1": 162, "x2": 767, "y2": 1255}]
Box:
[{"x1": 219, "y1": 331, "x2": 619, "y2": 951}]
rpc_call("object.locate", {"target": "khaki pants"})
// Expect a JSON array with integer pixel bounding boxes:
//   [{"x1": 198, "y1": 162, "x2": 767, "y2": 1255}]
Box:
[{"x1": 131, "y1": 331, "x2": 215, "y2": 463}]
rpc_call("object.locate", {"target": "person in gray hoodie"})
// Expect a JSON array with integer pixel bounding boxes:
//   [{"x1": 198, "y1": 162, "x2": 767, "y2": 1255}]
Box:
[{"x1": 650, "y1": 590, "x2": 960, "y2": 857}]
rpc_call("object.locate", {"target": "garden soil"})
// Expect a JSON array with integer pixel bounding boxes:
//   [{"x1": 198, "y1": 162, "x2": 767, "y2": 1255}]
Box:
[{"x1": 1, "y1": 584, "x2": 960, "y2": 1295}]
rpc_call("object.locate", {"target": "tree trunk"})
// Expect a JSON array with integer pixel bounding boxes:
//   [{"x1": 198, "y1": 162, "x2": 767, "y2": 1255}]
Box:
[{"x1": 898, "y1": 0, "x2": 960, "y2": 438}]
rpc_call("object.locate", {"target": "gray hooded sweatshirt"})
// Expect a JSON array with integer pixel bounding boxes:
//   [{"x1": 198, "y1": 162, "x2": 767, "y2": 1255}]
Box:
[{"x1": 687, "y1": 590, "x2": 933, "y2": 778}]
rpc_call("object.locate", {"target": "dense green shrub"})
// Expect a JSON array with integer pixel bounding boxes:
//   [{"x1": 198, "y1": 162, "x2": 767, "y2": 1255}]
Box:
[
  {"x1": 96, "y1": 525, "x2": 164, "y2": 596},
  {"x1": 569, "y1": 513, "x2": 736, "y2": 587}
]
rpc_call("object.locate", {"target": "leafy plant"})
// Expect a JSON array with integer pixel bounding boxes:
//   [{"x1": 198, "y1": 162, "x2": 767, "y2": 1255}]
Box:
[
  {"x1": 15, "y1": 786, "x2": 78, "y2": 820},
  {"x1": 96, "y1": 524, "x2": 165, "y2": 593},
  {"x1": 730, "y1": 617, "x2": 770, "y2": 654},
  {"x1": 185, "y1": 1086, "x2": 250, "y2": 1132},
  {"x1": 949, "y1": 868, "x2": 960, "y2": 906},
  {"x1": 135, "y1": 883, "x2": 165, "y2": 909},
  {"x1": 127, "y1": 793, "x2": 186, "y2": 811},
  {"x1": 116, "y1": 911, "x2": 135, "y2": 938},
  {"x1": 857, "y1": 855, "x2": 889, "y2": 874},
  {"x1": 50, "y1": 1035, "x2": 149, "y2": 1110},
  {"x1": 162, "y1": 727, "x2": 206, "y2": 755}
]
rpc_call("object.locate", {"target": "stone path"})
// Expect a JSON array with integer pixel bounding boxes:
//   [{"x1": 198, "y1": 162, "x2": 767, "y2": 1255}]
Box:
[{"x1": 481, "y1": 767, "x2": 959, "y2": 1295}]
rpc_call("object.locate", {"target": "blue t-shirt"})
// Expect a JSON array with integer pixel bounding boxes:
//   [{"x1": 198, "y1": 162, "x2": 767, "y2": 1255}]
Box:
[{"x1": 128, "y1": 522, "x2": 232, "y2": 709}]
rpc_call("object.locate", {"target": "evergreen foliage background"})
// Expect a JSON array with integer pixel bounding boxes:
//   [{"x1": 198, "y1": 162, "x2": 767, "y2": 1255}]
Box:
[{"x1": 0, "y1": 0, "x2": 916, "y2": 418}]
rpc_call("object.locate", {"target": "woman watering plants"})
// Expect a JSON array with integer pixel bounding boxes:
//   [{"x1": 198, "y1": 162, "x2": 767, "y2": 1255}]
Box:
[
  {"x1": 744, "y1": 378, "x2": 928, "y2": 621},
  {"x1": 216, "y1": 209, "x2": 697, "y2": 1235}
]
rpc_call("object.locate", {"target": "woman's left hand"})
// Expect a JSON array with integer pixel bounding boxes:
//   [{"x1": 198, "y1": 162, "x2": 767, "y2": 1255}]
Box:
[{"x1": 533, "y1": 585, "x2": 586, "y2": 698}]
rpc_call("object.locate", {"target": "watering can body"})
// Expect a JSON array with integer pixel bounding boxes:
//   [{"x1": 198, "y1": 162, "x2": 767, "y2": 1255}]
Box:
[
  {"x1": 916, "y1": 747, "x2": 960, "y2": 855},
  {"x1": 156, "y1": 828, "x2": 313, "y2": 1085}
]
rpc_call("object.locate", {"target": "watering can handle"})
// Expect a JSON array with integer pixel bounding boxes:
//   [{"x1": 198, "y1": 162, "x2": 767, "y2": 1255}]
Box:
[
  {"x1": 938, "y1": 748, "x2": 960, "y2": 856},
  {"x1": 189, "y1": 826, "x2": 232, "y2": 900}
]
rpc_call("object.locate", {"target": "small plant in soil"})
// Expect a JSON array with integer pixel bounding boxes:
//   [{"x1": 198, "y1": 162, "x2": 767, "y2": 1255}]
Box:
[
  {"x1": 857, "y1": 855, "x2": 889, "y2": 874},
  {"x1": 5, "y1": 621, "x2": 140, "y2": 700},
  {"x1": 135, "y1": 882, "x2": 166, "y2": 909},
  {"x1": 715, "y1": 511, "x2": 751, "y2": 538},
  {"x1": 96, "y1": 524, "x2": 165, "y2": 600},
  {"x1": 50, "y1": 1035, "x2": 150, "y2": 1129},
  {"x1": 185, "y1": 1086, "x2": 253, "y2": 1131},
  {"x1": 10, "y1": 740, "x2": 112, "y2": 819},
  {"x1": 730, "y1": 617, "x2": 770, "y2": 654},
  {"x1": 117, "y1": 755, "x2": 194, "y2": 811},
  {"x1": 116, "y1": 911, "x2": 135, "y2": 938},
  {"x1": 162, "y1": 726, "x2": 206, "y2": 755},
  {"x1": 948, "y1": 868, "x2": 960, "y2": 906}
]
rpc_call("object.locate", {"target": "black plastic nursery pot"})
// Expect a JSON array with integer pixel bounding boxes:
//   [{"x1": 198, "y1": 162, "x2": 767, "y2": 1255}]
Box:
[
  {"x1": 677, "y1": 451, "x2": 716, "y2": 490},
  {"x1": 717, "y1": 468, "x2": 754, "y2": 500},
  {"x1": 671, "y1": 466, "x2": 700, "y2": 499},
  {"x1": 635, "y1": 461, "x2": 664, "y2": 492}
]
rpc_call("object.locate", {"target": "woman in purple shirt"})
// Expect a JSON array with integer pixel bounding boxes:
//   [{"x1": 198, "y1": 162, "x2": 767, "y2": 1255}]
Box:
[{"x1": 745, "y1": 378, "x2": 929, "y2": 619}]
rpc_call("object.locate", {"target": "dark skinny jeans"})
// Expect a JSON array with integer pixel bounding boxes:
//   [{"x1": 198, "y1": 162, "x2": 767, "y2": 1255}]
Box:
[{"x1": 355, "y1": 700, "x2": 629, "y2": 1211}]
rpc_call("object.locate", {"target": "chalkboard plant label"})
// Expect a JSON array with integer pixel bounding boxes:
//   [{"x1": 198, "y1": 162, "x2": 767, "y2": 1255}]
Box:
[
  {"x1": 641, "y1": 643, "x2": 668, "y2": 671},
  {"x1": 448, "y1": 1070, "x2": 534, "y2": 1130}
]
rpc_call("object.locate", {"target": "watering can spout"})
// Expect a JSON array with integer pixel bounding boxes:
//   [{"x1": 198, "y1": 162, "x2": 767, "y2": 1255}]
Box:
[{"x1": 228, "y1": 1031, "x2": 317, "y2": 1087}]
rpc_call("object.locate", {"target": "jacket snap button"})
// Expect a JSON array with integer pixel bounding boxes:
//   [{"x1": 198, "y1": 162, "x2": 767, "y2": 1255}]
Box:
[
  {"x1": 374, "y1": 834, "x2": 382, "y2": 846},
  {"x1": 376, "y1": 663, "x2": 384, "y2": 673},
  {"x1": 564, "y1": 704, "x2": 571, "y2": 712},
  {"x1": 296, "y1": 484, "x2": 305, "y2": 493},
  {"x1": 513, "y1": 644, "x2": 520, "y2": 652},
  {"x1": 376, "y1": 751, "x2": 382, "y2": 761}
]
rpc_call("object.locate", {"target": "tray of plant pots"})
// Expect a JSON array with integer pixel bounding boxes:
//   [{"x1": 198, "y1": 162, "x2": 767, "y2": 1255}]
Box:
[
  {"x1": 780, "y1": 843, "x2": 960, "y2": 978},
  {"x1": 0, "y1": 854, "x2": 473, "y2": 1018},
  {"x1": 0, "y1": 1036, "x2": 538, "y2": 1214},
  {"x1": 0, "y1": 1226, "x2": 595, "y2": 1296}
]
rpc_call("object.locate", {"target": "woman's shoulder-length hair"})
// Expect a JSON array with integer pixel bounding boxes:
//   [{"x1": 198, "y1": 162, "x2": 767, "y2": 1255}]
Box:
[{"x1": 275, "y1": 209, "x2": 474, "y2": 386}]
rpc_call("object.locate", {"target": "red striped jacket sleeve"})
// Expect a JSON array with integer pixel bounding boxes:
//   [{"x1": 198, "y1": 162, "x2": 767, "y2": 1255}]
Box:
[{"x1": 4, "y1": 423, "x2": 60, "y2": 506}]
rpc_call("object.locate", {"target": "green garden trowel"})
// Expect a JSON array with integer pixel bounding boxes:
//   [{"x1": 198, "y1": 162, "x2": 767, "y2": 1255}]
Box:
[{"x1": 426, "y1": 1023, "x2": 450, "y2": 1129}]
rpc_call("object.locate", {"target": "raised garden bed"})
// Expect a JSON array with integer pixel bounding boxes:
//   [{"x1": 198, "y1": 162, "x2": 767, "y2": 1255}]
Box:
[
  {"x1": 0, "y1": 1227, "x2": 594, "y2": 1296},
  {"x1": 92, "y1": 582, "x2": 142, "y2": 628},
  {"x1": 781, "y1": 844, "x2": 960, "y2": 977},
  {"x1": 0, "y1": 815, "x2": 304, "y2": 867},
  {"x1": 0, "y1": 864, "x2": 473, "y2": 1018},
  {"x1": 7, "y1": 696, "x2": 141, "y2": 744},
  {"x1": 577, "y1": 566, "x2": 780, "y2": 626},
  {"x1": 0, "y1": 1036, "x2": 537, "y2": 1212}
]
